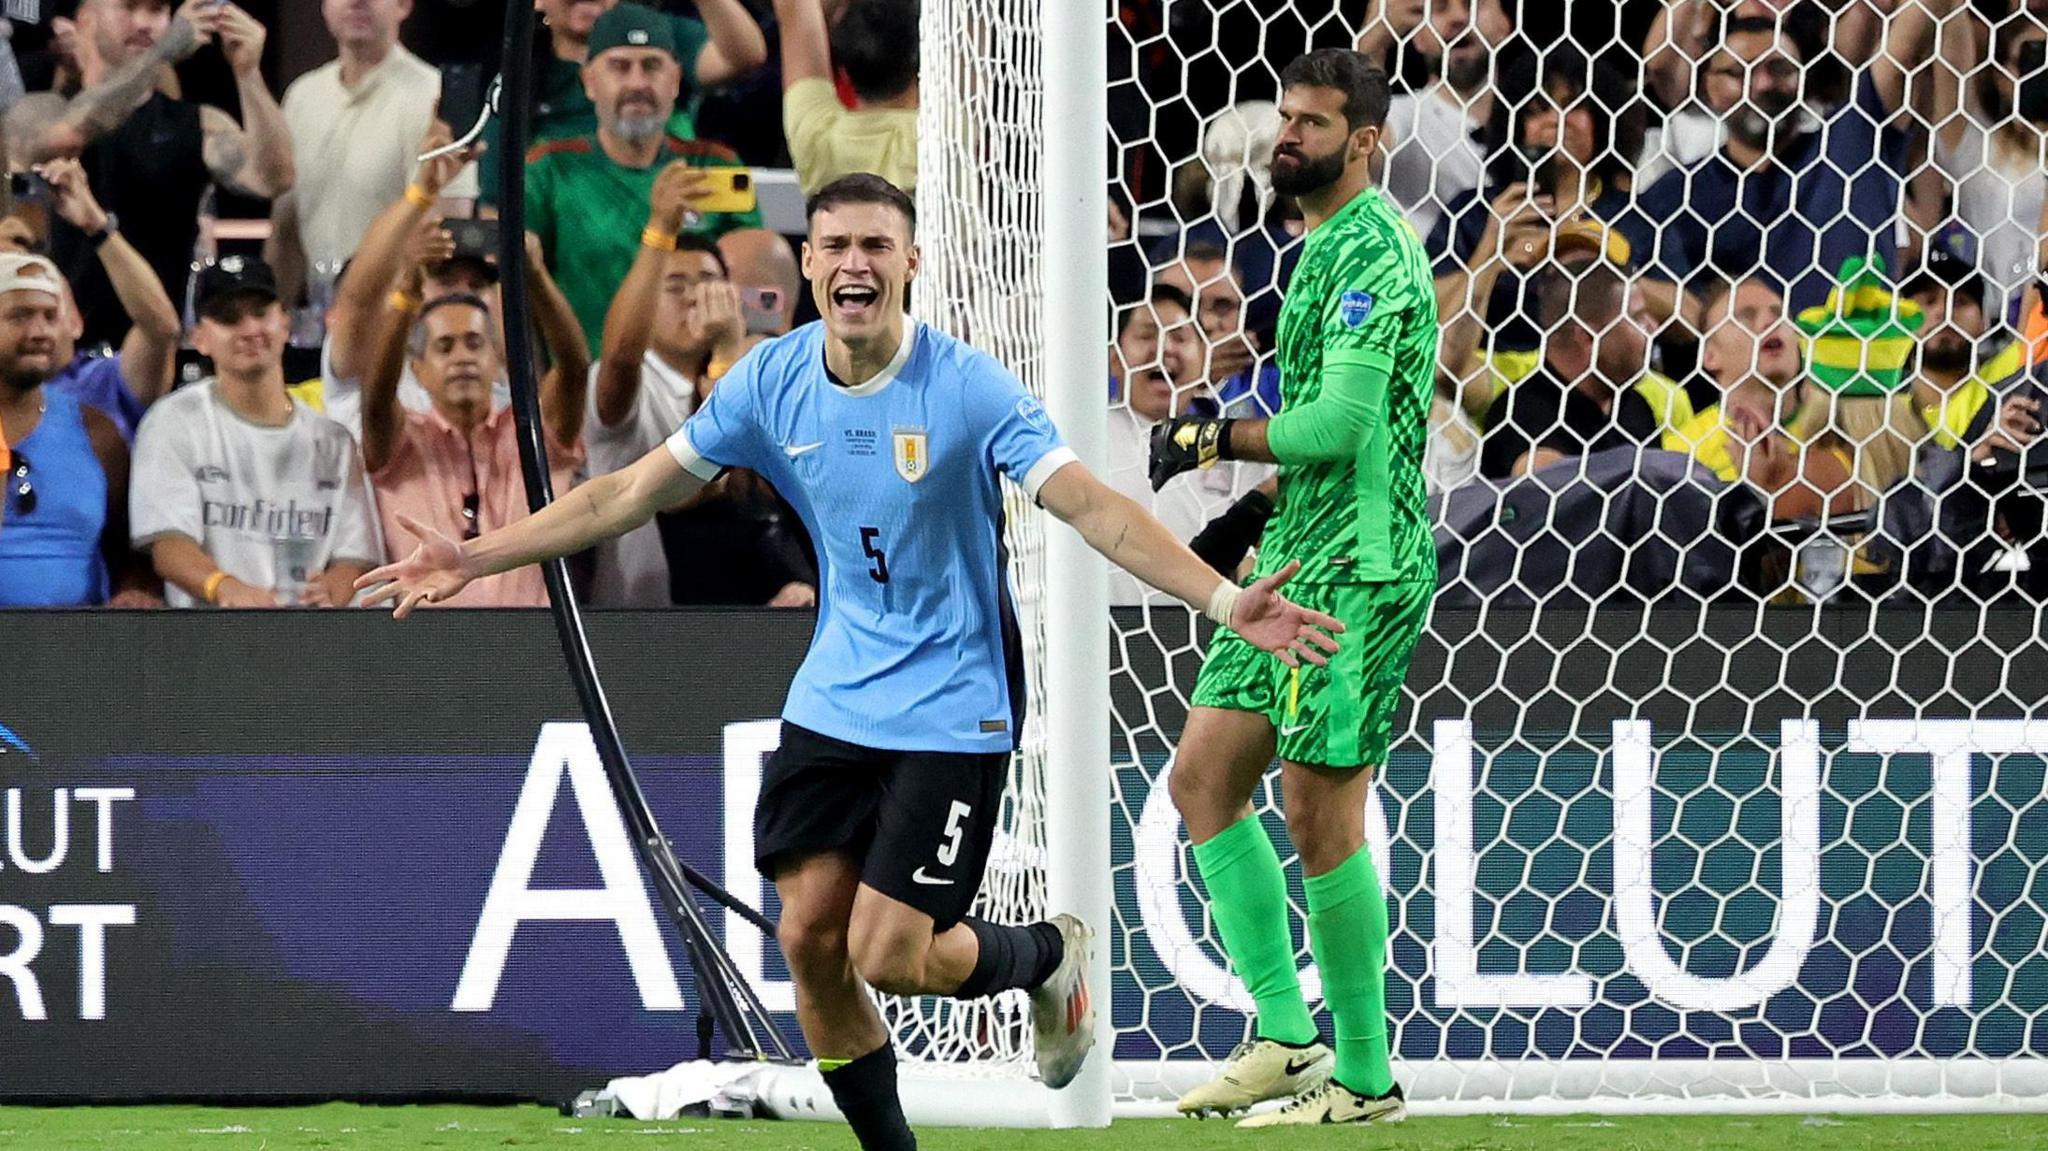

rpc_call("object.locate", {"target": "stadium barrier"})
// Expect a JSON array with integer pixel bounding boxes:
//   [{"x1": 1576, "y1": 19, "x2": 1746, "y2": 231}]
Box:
[{"x1": 3, "y1": 608, "x2": 2045, "y2": 1111}]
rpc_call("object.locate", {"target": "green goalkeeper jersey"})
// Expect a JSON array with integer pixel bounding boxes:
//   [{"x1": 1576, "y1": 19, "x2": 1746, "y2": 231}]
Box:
[{"x1": 1253, "y1": 185, "x2": 1438, "y2": 586}]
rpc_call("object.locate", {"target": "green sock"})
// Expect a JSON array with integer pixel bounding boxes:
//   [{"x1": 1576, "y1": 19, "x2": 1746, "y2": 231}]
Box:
[
  {"x1": 1190, "y1": 813, "x2": 1318, "y2": 1046},
  {"x1": 1303, "y1": 845, "x2": 1393, "y2": 1097}
]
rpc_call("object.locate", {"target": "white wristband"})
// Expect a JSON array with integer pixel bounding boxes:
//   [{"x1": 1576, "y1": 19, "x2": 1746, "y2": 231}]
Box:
[{"x1": 1204, "y1": 580, "x2": 1242, "y2": 629}]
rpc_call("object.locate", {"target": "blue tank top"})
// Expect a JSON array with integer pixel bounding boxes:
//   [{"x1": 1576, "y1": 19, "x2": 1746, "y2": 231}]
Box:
[{"x1": 0, "y1": 390, "x2": 109, "y2": 606}]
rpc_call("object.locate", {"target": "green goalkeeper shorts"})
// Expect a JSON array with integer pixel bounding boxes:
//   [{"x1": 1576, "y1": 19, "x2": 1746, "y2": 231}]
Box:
[{"x1": 1190, "y1": 580, "x2": 1431, "y2": 769}]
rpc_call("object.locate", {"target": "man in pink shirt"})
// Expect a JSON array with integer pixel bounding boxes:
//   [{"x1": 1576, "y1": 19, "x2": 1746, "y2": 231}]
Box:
[{"x1": 362, "y1": 292, "x2": 585, "y2": 606}]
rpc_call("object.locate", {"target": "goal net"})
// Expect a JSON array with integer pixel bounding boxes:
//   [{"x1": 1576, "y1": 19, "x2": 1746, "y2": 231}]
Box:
[{"x1": 831, "y1": 0, "x2": 2048, "y2": 1121}]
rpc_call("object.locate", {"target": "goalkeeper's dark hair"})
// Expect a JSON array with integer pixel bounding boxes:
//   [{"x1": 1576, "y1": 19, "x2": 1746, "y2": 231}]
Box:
[
  {"x1": 806, "y1": 173, "x2": 917, "y2": 235},
  {"x1": 1279, "y1": 49, "x2": 1390, "y2": 132},
  {"x1": 1116, "y1": 283, "x2": 1194, "y2": 339},
  {"x1": 833, "y1": 0, "x2": 920, "y2": 103}
]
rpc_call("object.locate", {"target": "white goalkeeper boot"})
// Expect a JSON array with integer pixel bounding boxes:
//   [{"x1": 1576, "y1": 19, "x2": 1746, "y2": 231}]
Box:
[
  {"x1": 1235, "y1": 1079, "x2": 1406, "y2": 1128},
  {"x1": 1175, "y1": 1037, "x2": 1333, "y2": 1117},
  {"x1": 1029, "y1": 913, "x2": 1096, "y2": 1089}
]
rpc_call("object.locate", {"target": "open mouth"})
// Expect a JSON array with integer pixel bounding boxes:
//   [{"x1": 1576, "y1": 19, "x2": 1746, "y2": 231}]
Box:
[
  {"x1": 831, "y1": 284, "x2": 880, "y2": 319},
  {"x1": 1761, "y1": 335, "x2": 1786, "y2": 355}
]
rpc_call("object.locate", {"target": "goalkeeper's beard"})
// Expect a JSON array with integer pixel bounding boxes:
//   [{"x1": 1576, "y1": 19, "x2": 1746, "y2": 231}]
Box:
[{"x1": 1271, "y1": 144, "x2": 1348, "y2": 198}]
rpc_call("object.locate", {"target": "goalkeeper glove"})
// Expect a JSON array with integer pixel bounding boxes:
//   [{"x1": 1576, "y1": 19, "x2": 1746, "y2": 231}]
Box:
[
  {"x1": 1148, "y1": 416, "x2": 1236, "y2": 491},
  {"x1": 1189, "y1": 488, "x2": 1276, "y2": 577}
]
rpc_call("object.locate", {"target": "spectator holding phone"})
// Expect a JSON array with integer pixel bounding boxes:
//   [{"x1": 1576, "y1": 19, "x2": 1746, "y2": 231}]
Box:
[
  {"x1": 274, "y1": 0, "x2": 461, "y2": 300},
  {"x1": 1922, "y1": 2, "x2": 2047, "y2": 308},
  {"x1": 776, "y1": 0, "x2": 919, "y2": 196},
  {"x1": 587, "y1": 164, "x2": 752, "y2": 605},
  {"x1": 717, "y1": 227, "x2": 801, "y2": 339},
  {"x1": 315, "y1": 121, "x2": 586, "y2": 442},
  {"x1": 361, "y1": 288, "x2": 585, "y2": 607},
  {"x1": 35, "y1": 157, "x2": 181, "y2": 443},
  {"x1": 8, "y1": 0, "x2": 294, "y2": 349},
  {"x1": 527, "y1": 3, "x2": 763, "y2": 358},
  {"x1": 477, "y1": 0, "x2": 765, "y2": 207}
]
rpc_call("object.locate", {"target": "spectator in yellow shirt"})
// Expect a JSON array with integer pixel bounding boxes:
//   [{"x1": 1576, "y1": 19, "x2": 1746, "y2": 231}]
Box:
[{"x1": 777, "y1": 0, "x2": 919, "y2": 195}]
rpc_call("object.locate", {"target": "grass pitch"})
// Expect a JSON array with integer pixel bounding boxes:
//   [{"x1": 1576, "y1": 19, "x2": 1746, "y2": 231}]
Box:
[{"x1": 4, "y1": 1105, "x2": 2048, "y2": 1150}]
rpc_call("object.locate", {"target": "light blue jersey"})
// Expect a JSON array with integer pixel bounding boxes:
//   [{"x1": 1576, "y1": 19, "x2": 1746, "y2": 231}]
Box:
[{"x1": 666, "y1": 321, "x2": 1075, "y2": 753}]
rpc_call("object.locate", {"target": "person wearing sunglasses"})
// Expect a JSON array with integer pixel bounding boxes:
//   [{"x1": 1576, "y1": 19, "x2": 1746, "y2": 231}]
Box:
[
  {"x1": 128, "y1": 255, "x2": 382, "y2": 607},
  {"x1": 0, "y1": 252, "x2": 158, "y2": 606},
  {"x1": 360, "y1": 288, "x2": 586, "y2": 607}
]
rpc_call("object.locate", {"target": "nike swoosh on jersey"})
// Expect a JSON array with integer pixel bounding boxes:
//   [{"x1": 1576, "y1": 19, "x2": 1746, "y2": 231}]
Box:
[
  {"x1": 784, "y1": 441, "x2": 825, "y2": 458},
  {"x1": 1279, "y1": 723, "x2": 1312, "y2": 737},
  {"x1": 911, "y1": 867, "x2": 954, "y2": 886}
]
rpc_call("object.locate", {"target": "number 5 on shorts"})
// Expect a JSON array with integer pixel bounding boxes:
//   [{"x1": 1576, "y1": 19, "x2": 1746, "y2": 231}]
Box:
[{"x1": 936, "y1": 799, "x2": 971, "y2": 866}]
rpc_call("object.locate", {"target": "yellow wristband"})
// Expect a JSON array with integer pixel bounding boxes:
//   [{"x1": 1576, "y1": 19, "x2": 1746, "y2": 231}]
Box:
[
  {"x1": 641, "y1": 226, "x2": 678, "y2": 252},
  {"x1": 388, "y1": 289, "x2": 421, "y2": 314},
  {"x1": 404, "y1": 184, "x2": 435, "y2": 210},
  {"x1": 202, "y1": 570, "x2": 228, "y2": 604},
  {"x1": 706, "y1": 359, "x2": 735, "y2": 382}
]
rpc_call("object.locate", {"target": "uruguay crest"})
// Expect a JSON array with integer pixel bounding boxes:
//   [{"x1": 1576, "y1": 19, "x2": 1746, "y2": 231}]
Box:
[{"x1": 893, "y1": 428, "x2": 929, "y2": 483}]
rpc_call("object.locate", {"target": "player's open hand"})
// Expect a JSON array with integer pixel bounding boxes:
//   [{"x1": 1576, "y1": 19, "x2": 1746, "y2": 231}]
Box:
[
  {"x1": 1227, "y1": 560, "x2": 1343, "y2": 668},
  {"x1": 355, "y1": 515, "x2": 474, "y2": 618}
]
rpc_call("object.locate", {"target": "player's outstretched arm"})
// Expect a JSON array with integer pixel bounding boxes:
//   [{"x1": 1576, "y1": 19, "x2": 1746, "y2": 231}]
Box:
[
  {"x1": 355, "y1": 446, "x2": 704, "y2": 617},
  {"x1": 1037, "y1": 462, "x2": 1342, "y2": 667}
]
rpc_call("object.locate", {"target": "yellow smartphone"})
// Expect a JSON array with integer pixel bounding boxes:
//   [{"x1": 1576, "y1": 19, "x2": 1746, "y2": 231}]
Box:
[{"x1": 693, "y1": 168, "x2": 757, "y2": 215}]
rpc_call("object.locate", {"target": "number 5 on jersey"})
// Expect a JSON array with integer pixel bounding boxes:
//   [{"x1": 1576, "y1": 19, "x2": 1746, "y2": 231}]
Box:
[{"x1": 860, "y1": 525, "x2": 890, "y2": 583}]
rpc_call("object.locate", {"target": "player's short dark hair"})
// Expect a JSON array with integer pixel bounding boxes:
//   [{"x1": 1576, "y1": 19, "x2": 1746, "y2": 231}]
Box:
[
  {"x1": 1279, "y1": 49, "x2": 1390, "y2": 132},
  {"x1": 676, "y1": 232, "x2": 729, "y2": 275},
  {"x1": 1117, "y1": 283, "x2": 1193, "y2": 339},
  {"x1": 806, "y1": 173, "x2": 917, "y2": 236},
  {"x1": 833, "y1": 0, "x2": 920, "y2": 104}
]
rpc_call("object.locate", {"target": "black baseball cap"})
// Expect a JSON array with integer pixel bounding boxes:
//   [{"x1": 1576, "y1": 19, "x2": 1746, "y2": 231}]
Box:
[
  {"x1": 1904, "y1": 246, "x2": 1986, "y2": 312},
  {"x1": 194, "y1": 254, "x2": 280, "y2": 320}
]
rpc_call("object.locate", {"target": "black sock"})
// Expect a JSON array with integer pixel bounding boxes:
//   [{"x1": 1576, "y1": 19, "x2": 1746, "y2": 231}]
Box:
[
  {"x1": 820, "y1": 1045, "x2": 916, "y2": 1151},
  {"x1": 953, "y1": 917, "x2": 1064, "y2": 999}
]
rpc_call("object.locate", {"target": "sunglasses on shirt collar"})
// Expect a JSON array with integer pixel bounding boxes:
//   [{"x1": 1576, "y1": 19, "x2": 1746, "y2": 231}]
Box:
[{"x1": 7, "y1": 450, "x2": 31, "y2": 515}]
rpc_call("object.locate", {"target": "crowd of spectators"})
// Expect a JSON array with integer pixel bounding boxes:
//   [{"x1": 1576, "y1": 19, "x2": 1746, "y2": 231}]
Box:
[
  {"x1": 1115, "y1": 0, "x2": 2048, "y2": 607},
  {"x1": 0, "y1": 0, "x2": 890, "y2": 608},
  {"x1": 8, "y1": 0, "x2": 2048, "y2": 610}
]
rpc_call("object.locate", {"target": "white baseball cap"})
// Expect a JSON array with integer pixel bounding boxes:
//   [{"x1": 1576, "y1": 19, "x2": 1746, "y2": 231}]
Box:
[{"x1": 0, "y1": 253, "x2": 63, "y2": 301}]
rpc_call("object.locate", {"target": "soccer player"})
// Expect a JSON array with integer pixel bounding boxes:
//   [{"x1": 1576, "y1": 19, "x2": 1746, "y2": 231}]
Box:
[
  {"x1": 359, "y1": 173, "x2": 1343, "y2": 1151},
  {"x1": 1147, "y1": 49, "x2": 1437, "y2": 1127}
]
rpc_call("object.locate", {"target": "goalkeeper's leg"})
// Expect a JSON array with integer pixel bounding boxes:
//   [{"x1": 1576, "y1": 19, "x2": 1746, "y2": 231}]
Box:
[
  {"x1": 1237, "y1": 581, "x2": 1428, "y2": 1129},
  {"x1": 1170, "y1": 631, "x2": 1334, "y2": 1115}
]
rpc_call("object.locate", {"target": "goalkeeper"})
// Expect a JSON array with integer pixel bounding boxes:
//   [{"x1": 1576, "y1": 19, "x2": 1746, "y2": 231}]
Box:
[{"x1": 1148, "y1": 47, "x2": 1436, "y2": 1128}]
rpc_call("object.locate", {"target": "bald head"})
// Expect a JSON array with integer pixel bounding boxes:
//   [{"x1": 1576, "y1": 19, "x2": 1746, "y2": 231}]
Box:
[{"x1": 717, "y1": 228, "x2": 801, "y2": 332}]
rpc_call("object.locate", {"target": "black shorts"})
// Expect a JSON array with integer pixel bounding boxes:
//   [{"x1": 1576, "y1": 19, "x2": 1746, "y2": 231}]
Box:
[{"x1": 754, "y1": 722, "x2": 1010, "y2": 930}]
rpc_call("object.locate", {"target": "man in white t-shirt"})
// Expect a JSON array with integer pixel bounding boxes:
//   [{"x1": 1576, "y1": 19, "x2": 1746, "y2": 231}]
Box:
[
  {"x1": 1105, "y1": 284, "x2": 1270, "y2": 606},
  {"x1": 588, "y1": 166, "x2": 815, "y2": 607},
  {"x1": 1371, "y1": 0, "x2": 1514, "y2": 243},
  {"x1": 130, "y1": 256, "x2": 382, "y2": 607}
]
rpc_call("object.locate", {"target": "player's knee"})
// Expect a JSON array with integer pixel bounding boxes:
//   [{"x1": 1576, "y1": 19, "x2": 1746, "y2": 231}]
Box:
[
  {"x1": 1285, "y1": 803, "x2": 1364, "y2": 875},
  {"x1": 778, "y1": 913, "x2": 851, "y2": 983},
  {"x1": 848, "y1": 925, "x2": 930, "y2": 996},
  {"x1": 1168, "y1": 752, "x2": 1236, "y2": 830}
]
